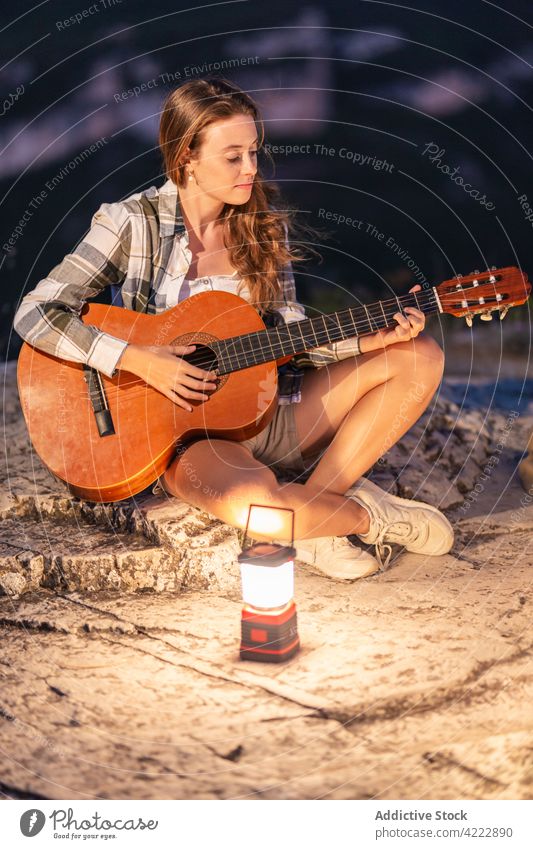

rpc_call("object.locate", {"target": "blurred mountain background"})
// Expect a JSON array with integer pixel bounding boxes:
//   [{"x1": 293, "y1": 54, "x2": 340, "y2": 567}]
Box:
[{"x1": 2, "y1": 0, "x2": 532, "y2": 369}]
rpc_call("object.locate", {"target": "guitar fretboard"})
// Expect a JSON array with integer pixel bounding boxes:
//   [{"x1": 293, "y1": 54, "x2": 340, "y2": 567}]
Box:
[{"x1": 213, "y1": 288, "x2": 440, "y2": 374}]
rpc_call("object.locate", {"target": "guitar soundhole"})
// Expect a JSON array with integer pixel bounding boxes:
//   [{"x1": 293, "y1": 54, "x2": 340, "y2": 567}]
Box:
[
  {"x1": 170, "y1": 334, "x2": 229, "y2": 391},
  {"x1": 185, "y1": 344, "x2": 218, "y2": 371}
]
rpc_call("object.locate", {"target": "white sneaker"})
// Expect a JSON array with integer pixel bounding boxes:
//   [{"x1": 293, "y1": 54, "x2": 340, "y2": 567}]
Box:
[
  {"x1": 287, "y1": 535, "x2": 381, "y2": 581},
  {"x1": 347, "y1": 477, "x2": 454, "y2": 570}
]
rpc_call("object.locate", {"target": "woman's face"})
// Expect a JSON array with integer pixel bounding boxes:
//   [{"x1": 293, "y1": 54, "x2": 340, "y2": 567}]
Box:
[{"x1": 186, "y1": 114, "x2": 258, "y2": 204}]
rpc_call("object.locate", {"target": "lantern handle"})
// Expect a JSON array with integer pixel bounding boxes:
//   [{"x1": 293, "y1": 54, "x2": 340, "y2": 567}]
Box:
[{"x1": 243, "y1": 504, "x2": 295, "y2": 549}]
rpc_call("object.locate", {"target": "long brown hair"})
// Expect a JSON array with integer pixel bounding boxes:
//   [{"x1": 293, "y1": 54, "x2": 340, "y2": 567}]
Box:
[{"x1": 158, "y1": 77, "x2": 319, "y2": 314}]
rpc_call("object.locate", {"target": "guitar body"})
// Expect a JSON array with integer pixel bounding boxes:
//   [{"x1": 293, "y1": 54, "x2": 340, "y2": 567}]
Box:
[{"x1": 17, "y1": 292, "x2": 279, "y2": 503}]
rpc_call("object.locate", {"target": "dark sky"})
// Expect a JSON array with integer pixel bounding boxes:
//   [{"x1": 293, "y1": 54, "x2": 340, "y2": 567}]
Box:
[{"x1": 2, "y1": 0, "x2": 533, "y2": 357}]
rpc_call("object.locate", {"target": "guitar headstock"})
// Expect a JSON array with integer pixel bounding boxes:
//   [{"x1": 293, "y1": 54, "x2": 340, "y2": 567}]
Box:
[{"x1": 435, "y1": 266, "x2": 531, "y2": 326}]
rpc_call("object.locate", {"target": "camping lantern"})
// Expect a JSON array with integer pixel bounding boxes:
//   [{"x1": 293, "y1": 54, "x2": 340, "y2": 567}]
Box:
[{"x1": 238, "y1": 505, "x2": 300, "y2": 663}]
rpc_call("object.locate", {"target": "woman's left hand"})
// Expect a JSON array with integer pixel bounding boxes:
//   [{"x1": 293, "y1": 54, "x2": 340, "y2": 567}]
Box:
[{"x1": 359, "y1": 284, "x2": 426, "y2": 353}]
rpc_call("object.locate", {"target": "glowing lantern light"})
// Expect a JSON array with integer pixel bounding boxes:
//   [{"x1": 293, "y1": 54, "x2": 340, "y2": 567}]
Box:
[{"x1": 238, "y1": 505, "x2": 300, "y2": 663}]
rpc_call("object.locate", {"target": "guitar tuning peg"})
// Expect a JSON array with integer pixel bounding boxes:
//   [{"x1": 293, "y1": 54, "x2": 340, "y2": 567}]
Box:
[
  {"x1": 491, "y1": 265, "x2": 496, "y2": 271},
  {"x1": 473, "y1": 269, "x2": 480, "y2": 275},
  {"x1": 499, "y1": 307, "x2": 509, "y2": 320},
  {"x1": 465, "y1": 314, "x2": 473, "y2": 327},
  {"x1": 480, "y1": 311, "x2": 493, "y2": 321}
]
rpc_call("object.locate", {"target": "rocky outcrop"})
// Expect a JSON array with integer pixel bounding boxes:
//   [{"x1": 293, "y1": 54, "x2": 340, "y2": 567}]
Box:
[{"x1": 0, "y1": 361, "x2": 514, "y2": 596}]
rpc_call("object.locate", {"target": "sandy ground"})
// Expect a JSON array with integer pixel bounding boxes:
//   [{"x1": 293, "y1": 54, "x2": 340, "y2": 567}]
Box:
[{"x1": 0, "y1": 340, "x2": 531, "y2": 800}]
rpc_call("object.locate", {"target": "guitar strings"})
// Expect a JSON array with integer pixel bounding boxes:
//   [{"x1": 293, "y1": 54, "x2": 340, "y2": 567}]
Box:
[
  {"x1": 220, "y1": 284, "x2": 502, "y2": 370},
  {"x1": 57, "y1": 285, "x2": 501, "y2": 402},
  {"x1": 62, "y1": 319, "x2": 426, "y2": 403},
  {"x1": 138, "y1": 289, "x2": 441, "y2": 374},
  {"x1": 106, "y1": 282, "x2": 495, "y2": 385},
  {"x1": 68, "y1": 292, "x2": 498, "y2": 403},
  {"x1": 70, "y1": 299, "x2": 501, "y2": 404}
]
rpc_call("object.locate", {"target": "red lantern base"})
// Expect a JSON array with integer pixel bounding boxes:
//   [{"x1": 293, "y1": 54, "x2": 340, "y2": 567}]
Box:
[{"x1": 240, "y1": 600, "x2": 300, "y2": 663}]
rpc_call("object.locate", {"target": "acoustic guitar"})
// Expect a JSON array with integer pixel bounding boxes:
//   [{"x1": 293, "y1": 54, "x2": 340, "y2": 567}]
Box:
[{"x1": 17, "y1": 266, "x2": 530, "y2": 503}]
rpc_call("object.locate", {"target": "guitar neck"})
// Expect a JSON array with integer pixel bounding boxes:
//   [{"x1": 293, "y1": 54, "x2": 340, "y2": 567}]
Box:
[{"x1": 215, "y1": 288, "x2": 441, "y2": 375}]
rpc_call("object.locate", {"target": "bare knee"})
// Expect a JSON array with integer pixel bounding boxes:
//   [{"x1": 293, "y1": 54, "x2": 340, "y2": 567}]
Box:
[
  {"x1": 222, "y1": 476, "x2": 289, "y2": 530},
  {"x1": 412, "y1": 332, "x2": 444, "y2": 365},
  {"x1": 165, "y1": 440, "x2": 285, "y2": 530},
  {"x1": 410, "y1": 333, "x2": 444, "y2": 388},
  {"x1": 373, "y1": 333, "x2": 443, "y2": 398},
  {"x1": 360, "y1": 332, "x2": 444, "y2": 392}
]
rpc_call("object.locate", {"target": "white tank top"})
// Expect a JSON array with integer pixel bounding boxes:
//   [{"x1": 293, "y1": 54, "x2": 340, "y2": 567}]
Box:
[{"x1": 180, "y1": 271, "x2": 250, "y2": 301}]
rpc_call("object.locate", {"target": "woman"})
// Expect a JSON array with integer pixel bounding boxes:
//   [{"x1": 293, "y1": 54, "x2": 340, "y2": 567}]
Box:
[{"x1": 14, "y1": 77, "x2": 453, "y2": 581}]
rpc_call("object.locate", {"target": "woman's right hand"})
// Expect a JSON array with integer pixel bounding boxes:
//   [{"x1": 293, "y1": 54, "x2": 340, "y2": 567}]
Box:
[{"x1": 117, "y1": 343, "x2": 218, "y2": 412}]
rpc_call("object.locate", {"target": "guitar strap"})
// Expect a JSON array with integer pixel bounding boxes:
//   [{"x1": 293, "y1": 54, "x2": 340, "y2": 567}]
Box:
[{"x1": 134, "y1": 194, "x2": 162, "y2": 314}]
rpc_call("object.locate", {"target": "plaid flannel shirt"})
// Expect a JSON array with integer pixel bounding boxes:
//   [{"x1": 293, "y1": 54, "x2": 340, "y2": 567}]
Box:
[{"x1": 13, "y1": 177, "x2": 361, "y2": 403}]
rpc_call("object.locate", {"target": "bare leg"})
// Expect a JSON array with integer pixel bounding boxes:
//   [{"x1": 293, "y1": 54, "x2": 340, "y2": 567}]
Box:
[
  {"x1": 163, "y1": 333, "x2": 445, "y2": 542},
  {"x1": 293, "y1": 333, "x2": 445, "y2": 494},
  {"x1": 162, "y1": 439, "x2": 371, "y2": 541}
]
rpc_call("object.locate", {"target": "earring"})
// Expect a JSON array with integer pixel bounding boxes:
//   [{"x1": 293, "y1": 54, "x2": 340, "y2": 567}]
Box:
[{"x1": 188, "y1": 171, "x2": 193, "y2": 182}]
